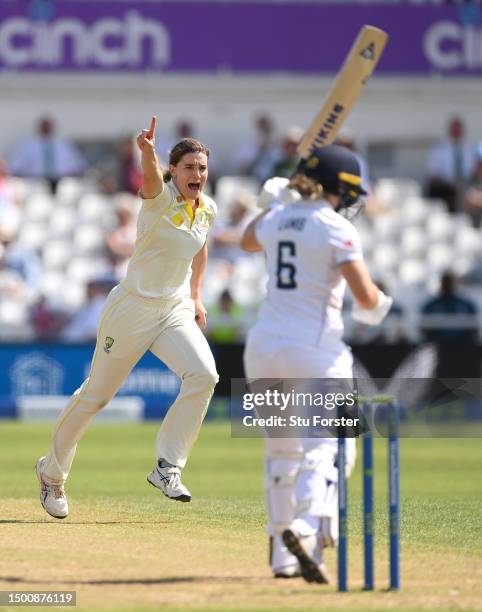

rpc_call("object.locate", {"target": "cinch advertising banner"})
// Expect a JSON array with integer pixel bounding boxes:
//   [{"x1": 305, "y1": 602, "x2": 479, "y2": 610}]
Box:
[
  {"x1": 0, "y1": 1, "x2": 481, "y2": 75},
  {"x1": 0, "y1": 344, "x2": 180, "y2": 419}
]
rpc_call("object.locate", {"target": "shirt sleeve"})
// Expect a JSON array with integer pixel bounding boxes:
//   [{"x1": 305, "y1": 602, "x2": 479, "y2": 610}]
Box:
[
  {"x1": 254, "y1": 206, "x2": 280, "y2": 247},
  {"x1": 329, "y1": 221, "x2": 363, "y2": 265},
  {"x1": 140, "y1": 183, "x2": 173, "y2": 212}
]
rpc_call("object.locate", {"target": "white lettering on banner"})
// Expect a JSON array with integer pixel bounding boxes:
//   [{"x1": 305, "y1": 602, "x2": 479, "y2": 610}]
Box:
[
  {"x1": 91, "y1": 19, "x2": 124, "y2": 67},
  {"x1": 0, "y1": 18, "x2": 31, "y2": 66},
  {"x1": 0, "y1": 11, "x2": 170, "y2": 68},
  {"x1": 82, "y1": 363, "x2": 179, "y2": 395},
  {"x1": 424, "y1": 21, "x2": 482, "y2": 70},
  {"x1": 119, "y1": 369, "x2": 180, "y2": 395}
]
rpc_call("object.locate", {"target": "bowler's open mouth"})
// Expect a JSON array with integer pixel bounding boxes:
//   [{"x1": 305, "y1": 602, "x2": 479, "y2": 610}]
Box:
[{"x1": 188, "y1": 182, "x2": 201, "y2": 192}]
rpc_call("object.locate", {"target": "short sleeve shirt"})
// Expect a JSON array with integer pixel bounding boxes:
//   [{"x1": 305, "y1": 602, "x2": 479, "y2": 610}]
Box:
[
  {"x1": 121, "y1": 181, "x2": 217, "y2": 300},
  {"x1": 254, "y1": 199, "x2": 363, "y2": 344}
]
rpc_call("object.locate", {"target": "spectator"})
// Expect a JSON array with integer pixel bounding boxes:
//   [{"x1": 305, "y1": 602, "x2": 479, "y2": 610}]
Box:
[
  {"x1": 464, "y1": 143, "x2": 482, "y2": 227},
  {"x1": 31, "y1": 295, "x2": 68, "y2": 341},
  {"x1": 421, "y1": 271, "x2": 478, "y2": 344},
  {"x1": 270, "y1": 126, "x2": 303, "y2": 179},
  {"x1": 235, "y1": 113, "x2": 278, "y2": 183},
  {"x1": 118, "y1": 136, "x2": 142, "y2": 196},
  {"x1": 0, "y1": 218, "x2": 41, "y2": 339},
  {"x1": 0, "y1": 159, "x2": 20, "y2": 226},
  {"x1": 60, "y1": 278, "x2": 116, "y2": 342},
  {"x1": 8, "y1": 116, "x2": 88, "y2": 194},
  {"x1": 210, "y1": 193, "x2": 256, "y2": 267},
  {"x1": 0, "y1": 217, "x2": 41, "y2": 291},
  {"x1": 207, "y1": 289, "x2": 246, "y2": 344},
  {"x1": 105, "y1": 194, "x2": 139, "y2": 279},
  {"x1": 426, "y1": 115, "x2": 476, "y2": 213}
]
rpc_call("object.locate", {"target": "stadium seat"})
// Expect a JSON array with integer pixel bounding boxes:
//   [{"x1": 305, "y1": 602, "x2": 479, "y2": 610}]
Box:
[
  {"x1": 426, "y1": 243, "x2": 454, "y2": 272},
  {"x1": 40, "y1": 271, "x2": 65, "y2": 300},
  {"x1": 56, "y1": 177, "x2": 89, "y2": 207},
  {"x1": 42, "y1": 240, "x2": 72, "y2": 270},
  {"x1": 372, "y1": 212, "x2": 401, "y2": 240},
  {"x1": 230, "y1": 255, "x2": 267, "y2": 305},
  {"x1": 17, "y1": 222, "x2": 48, "y2": 250},
  {"x1": 400, "y1": 226, "x2": 426, "y2": 256},
  {"x1": 77, "y1": 193, "x2": 112, "y2": 223},
  {"x1": 66, "y1": 256, "x2": 99, "y2": 282},
  {"x1": 24, "y1": 192, "x2": 54, "y2": 222},
  {"x1": 398, "y1": 259, "x2": 426, "y2": 285},
  {"x1": 454, "y1": 226, "x2": 481, "y2": 256},
  {"x1": 215, "y1": 176, "x2": 260, "y2": 218},
  {"x1": 399, "y1": 196, "x2": 430, "y2": 226},
  {"x1": 426, "y1": 211, "x2": 453, "y2": 241},
  {"x1": 372, "y1": 242, "x2": 399, "y2": 271},
  {"x1": 375, "y1": 178, "x2": 421, "y2": 209},
  {"x1": 73, "y1": 224, "x2": 105, "y2": 252}
]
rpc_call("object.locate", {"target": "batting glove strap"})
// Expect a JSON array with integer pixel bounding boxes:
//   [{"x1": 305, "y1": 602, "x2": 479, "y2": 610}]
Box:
[
  {"x1": 352, "y1": 290, "x2": 393, "y2": 326},
  {"x1": 256, "y1": 177, "x2": 302, "y2": 209}
]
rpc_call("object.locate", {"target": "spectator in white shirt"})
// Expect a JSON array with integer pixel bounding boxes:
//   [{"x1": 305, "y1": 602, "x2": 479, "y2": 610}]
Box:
[
  {"x1": 426, "y1": 115, "x2": 476, "y2": 213},
  {"x1": 8, "y1": 116, "x2": 88, "y2": 194}
]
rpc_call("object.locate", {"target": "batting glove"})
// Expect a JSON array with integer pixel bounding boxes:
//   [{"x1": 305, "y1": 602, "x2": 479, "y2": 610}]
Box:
[
  {"x1": 256, "y1": 177, "x2": 301, "y2": 209},
  {"x1": 352, "y1": 290, "x2": 393, "y2": 326}
]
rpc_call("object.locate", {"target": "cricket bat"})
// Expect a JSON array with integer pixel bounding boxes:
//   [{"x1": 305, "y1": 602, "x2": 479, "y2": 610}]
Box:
[{"x1": 298, "y1": 25, "x2": 389, "y2": 160}]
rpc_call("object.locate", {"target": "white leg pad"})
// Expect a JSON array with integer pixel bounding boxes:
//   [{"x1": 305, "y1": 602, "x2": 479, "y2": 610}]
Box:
[{"x1": 265, "y1": 456, "x2": 301, "y2": 573}]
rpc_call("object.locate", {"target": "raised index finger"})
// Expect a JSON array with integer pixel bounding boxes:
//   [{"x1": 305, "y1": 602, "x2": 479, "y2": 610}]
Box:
[{"x1": 147, "y1": 115, "x2": 156, "y2": 140}]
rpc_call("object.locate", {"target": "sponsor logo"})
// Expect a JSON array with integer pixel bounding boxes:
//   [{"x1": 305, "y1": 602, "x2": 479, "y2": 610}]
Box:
[
  {"x1": 104, "y1": 336, "x2": 114, "y2": 354},
  {"x1": 424, "y1": 20, "x2": 482, "y2": 70},
  {"x1": 9, "y1": 352, "x2": 64, "y2": 395},
  {"x1": 360, "y1": 41, "x2": 376, "y2": 61},
  {"x1": 196, "y1": 211, "x2": 210, "y2": 232},
  {"x1": 0, "y1": 11, "x2": 170, "y2": 68}
]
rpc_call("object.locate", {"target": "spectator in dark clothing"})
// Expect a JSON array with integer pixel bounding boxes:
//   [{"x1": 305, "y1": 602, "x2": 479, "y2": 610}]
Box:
[
  {"x1": 235, "y1": 113, "x2": 278, "y2": 184},
  {"x1": 464, "y1": 143, "x2": 482, "y2": 227},
  {"x1": 118, "y1": 136, "x2": 142, "y2": 195},
  {"x1": 421, "y1": 271, "x2": 478, "y2": 344}
]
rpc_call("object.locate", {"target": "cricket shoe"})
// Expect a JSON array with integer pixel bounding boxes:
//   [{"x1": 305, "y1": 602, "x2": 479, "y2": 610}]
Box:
[
  {"x1": 282, "y1": 529, "x2": 330, "y2": 584},
  {"x1": 35, "y1": 457, "x2": 69, "y2": 519},
  {"x1": 147, "y1": 459, "x2": 192, "y2": 502},
  {"x1": 273, "y1": 566, "x2": 301, "y2": 579}
]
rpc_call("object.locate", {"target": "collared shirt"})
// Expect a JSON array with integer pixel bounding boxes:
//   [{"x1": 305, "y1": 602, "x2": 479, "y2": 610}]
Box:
[
  {"x1": 8, "y1": 137, "x2": 87, "y2": 179},
  {"x1": 253, "y1": 199, "x2": 363, "y2": 346},
  {"x1": 121, "y1": 181, "x2": 217, "y2": 300},
  {"x1": 427, "y1": 139, "x2": 476, "y2": 182}
]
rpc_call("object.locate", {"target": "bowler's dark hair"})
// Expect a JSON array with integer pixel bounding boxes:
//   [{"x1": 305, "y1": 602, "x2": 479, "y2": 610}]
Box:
[{"x1": 163, "y1": 138, "x2": 210, "y2": 182}]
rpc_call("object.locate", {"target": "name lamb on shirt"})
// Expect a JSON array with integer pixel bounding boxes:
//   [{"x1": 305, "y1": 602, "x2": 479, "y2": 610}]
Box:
[{"x1": 278, "y1": 217, "x2": 307, "y2": 232}]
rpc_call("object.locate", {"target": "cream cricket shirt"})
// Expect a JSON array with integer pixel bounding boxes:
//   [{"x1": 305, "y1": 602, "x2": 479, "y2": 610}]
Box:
[{"x1": 121, "y1": 181, "x2": 217, "y2": 300}]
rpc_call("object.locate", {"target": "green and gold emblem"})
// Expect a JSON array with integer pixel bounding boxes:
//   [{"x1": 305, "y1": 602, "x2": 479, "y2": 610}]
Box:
[{"x1": 104, "y1": 336, "x2": 114, "y2": 353}]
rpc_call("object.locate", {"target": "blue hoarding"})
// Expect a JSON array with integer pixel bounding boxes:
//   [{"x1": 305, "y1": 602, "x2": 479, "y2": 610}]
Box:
[{"x1": 0, "y1": 343, "x2": 180, "y2": 419}]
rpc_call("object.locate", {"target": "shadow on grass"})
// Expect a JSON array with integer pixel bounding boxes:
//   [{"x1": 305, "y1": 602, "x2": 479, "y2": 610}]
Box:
[{"x1": 1, "y1": 575, "x2": 263, "y2": 586}]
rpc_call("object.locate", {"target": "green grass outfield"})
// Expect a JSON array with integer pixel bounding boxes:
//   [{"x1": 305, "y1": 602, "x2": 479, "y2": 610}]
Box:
[{"x1": 0, "y1": 421, "x2": 481, "y2": 611}]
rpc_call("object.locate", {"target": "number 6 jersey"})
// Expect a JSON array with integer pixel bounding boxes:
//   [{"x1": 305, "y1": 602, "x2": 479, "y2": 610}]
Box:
[{"x1": 253, "y1": 199, "x2": 363, "y2": 346}]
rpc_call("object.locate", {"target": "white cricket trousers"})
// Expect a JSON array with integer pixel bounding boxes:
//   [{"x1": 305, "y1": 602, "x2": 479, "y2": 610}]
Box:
[
  {"x1": 42, "y1": 285, "x2": 218, "y2": 484},
  {"x1": 244, "y1": 326, "x2": 353, "y2": 572}
]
